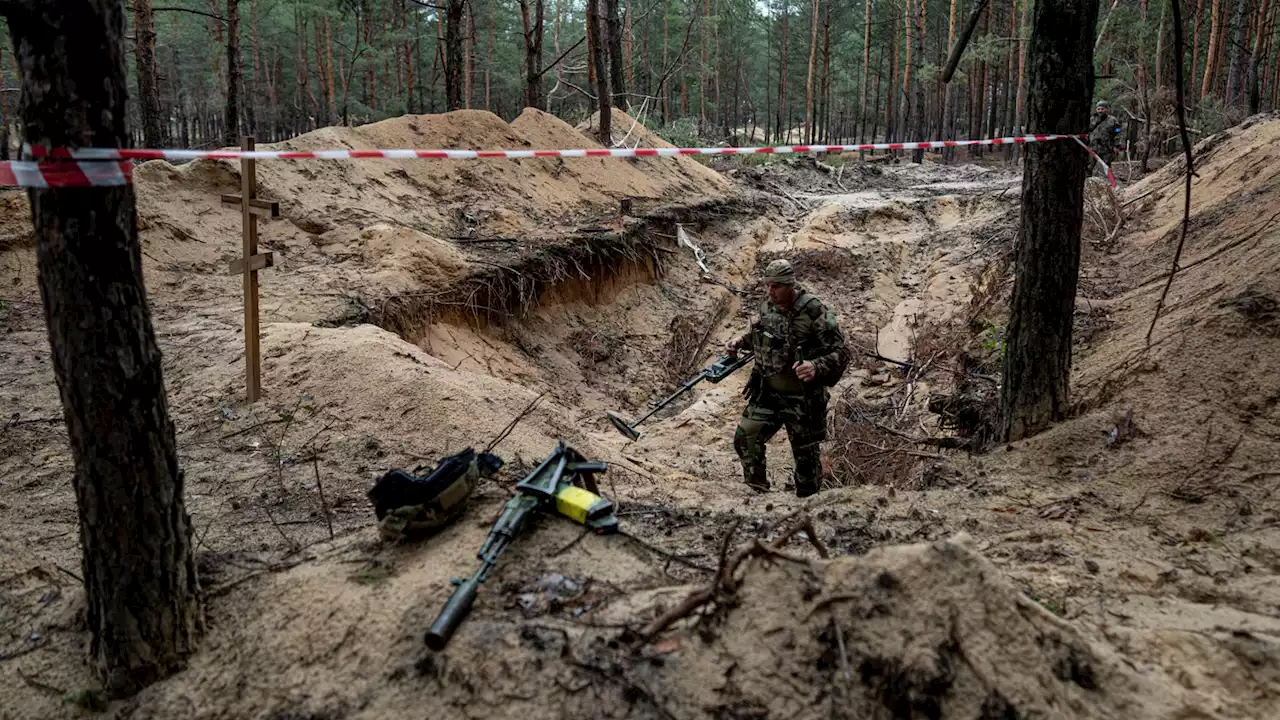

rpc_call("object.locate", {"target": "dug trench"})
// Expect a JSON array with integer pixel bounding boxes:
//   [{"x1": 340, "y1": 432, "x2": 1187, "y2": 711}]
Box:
[{"x1": 2, "y1": 110, "x2": 1279, "y2": 719}]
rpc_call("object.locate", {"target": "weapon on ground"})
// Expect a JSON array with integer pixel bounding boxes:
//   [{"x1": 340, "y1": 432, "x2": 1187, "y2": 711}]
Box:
[
  {"x1": 606, "y1": 351, "x2": 754, "y2": 441},
  {"x1": 424, "y1": 440, "x2": 618, "y2": 651}
]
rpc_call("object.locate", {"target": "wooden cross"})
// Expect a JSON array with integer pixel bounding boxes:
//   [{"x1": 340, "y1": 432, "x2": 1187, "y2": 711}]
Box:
[{"x1": 221, "y1": 136, "x2": 280, "y2": 403}]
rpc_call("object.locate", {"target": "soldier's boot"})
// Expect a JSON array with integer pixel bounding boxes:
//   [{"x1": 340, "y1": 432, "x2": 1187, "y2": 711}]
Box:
[
  {"x1": 734, "y1": 417, "x2": 777, "y2": 493},
  {"x1": 790, "y1": 438, "x2": 823, "y2": 498}
]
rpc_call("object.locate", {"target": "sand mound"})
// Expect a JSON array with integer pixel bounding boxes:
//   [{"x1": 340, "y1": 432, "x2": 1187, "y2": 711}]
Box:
[
  {"x1": 622, "y1": 534, "x2": 1186, "y2": 719},
  {"x1": 95, "y1": 533, "x2": 1191, "y2": 719},
  {"x1": 132, "y1": 108, "x2": 730, "y2": 256}
]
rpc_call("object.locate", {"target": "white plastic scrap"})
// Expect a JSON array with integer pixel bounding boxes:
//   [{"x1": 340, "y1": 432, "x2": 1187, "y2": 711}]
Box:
[{"x1": 676, "y1": 223, "x2": 710, "y2": 274}]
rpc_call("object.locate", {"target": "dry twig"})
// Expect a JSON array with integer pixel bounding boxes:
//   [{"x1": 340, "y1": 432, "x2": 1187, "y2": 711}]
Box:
[{"x1": 636, "y1": 514, "x2": 828, "y2": 643}]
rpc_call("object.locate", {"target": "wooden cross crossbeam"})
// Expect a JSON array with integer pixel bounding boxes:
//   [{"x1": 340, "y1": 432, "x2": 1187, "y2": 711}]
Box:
[{"x1": 223, "y1": 136, "x2": 279, "y2": 404}]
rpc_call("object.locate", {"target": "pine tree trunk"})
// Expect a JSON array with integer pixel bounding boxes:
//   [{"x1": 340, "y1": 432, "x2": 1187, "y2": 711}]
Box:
[
  {"x1": 520, "y1": 0, "x2": 545, "y2": 110},
  {"x1": 2, "y1": 0, "x2": 204, "y2": 695},
  {"x1": 465, "y1": 2, "x2": 474, "y2": 108},
  {"x1": 780, "y1": 4, "x2": 790, "y2": 143},
  {"x1": 625, "y1": 0, "x2": 634, "y2": 92},
  {"x1": 605, "y1": 0, "x2": 627, "y2": 110},
  {"x1": 248, "y1": 0, "x2": 261, "y2": 135},
  {"x1": 133, "y1": 0, "x2": 164, "y2": 147},
  {"x1": 1192, "y1": 0, "x2": 1207, "y2": 88},
  {"x1": 912, "y1": 0, "x2": 927, "y2": 161},
  {"x1": 446, "y1": 0, "x2": 465, "y2": 109},
  {"x1": 1016, "y1": 0, "x2": 1030, "y2": 130},
  {"x1": 860, "y1": 0, "x2": 873, "y2": 142},
  {"x1": 224, "y1": 0, "x2": 240, "y2": 144},
  {"x1": 587, "y1": 0, "x2": 612, "y2": 142},
  {"x1": 942, "y1": 0, "x2": 958, "y2": 158},
  {"x1": 1002, "y1": 0, "x2": 1017, "y2": 161},
  {"x1": 1202, "y1": 0, "x2": 1222, "y2": 99},
  {"x1": 1247, "y1": 0, "x2": 1270, "y2": 112},
  {"x1": 887, "y1": 0, "x2": 898, "y2": 143},
  {"x1": 805, "y1": 0, "x2": 820, "y2": 144},
  {"x1": 1227, "y1": 0, "x2": 1252, "y2": 106},
  {"x1": 325, "y1": 17, "x2": 337, "y2": 120},
  {"x1": 999, "y1": 0, "x2": 1098, "y2": 441}
]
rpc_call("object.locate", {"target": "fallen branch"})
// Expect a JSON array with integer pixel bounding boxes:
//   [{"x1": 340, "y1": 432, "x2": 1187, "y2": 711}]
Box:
[
  {"x1": 484, "y1": 391, "x2": 546, "y2": 454},
  {"x1": 636, "y1": 513, "x2": 828, "y2": 642}
]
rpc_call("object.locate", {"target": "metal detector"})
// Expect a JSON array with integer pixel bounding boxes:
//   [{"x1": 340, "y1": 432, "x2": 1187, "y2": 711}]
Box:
[{"x1": 606, "y1": 352, "x2": 753, "y2": 441}]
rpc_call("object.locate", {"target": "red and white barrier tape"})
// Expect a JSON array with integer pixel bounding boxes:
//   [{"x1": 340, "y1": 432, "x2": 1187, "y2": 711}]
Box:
[
  {"x1": 0, "y1": 133, "x2": 1115, "y2": 188},
  {"x1": 1072, "y1": 136, "x2": 1118, "y2": 188},
  {"x1": 24, "y1": 134, "x2": 1082, "y2": 162},
  {"x1": 0, "y1": 160, "x2": 133, "y2": 188}
]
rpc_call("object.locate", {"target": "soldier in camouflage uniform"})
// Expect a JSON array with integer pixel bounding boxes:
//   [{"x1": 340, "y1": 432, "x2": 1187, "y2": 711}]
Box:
[
  {"x1": 727, "y1": 259, "x2": 850, "y2": 497},
  {"x1": 1089, "y1": 99, "x2": 1122, "y2": 166}
]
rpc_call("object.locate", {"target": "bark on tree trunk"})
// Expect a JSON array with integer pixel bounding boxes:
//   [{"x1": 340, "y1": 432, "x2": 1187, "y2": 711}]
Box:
[
  {"x1": 2, "y1": 0, "x2": 203, "y2": 695},
  {"x1": 1202, "y1": 0, "x2": 1223, "y2": 99},
  {"x1": 999, "y1": 0, "x2": 1098, "y2": 441},
  {"x1": 1246, "y1": 0, "x2": 1270, "y2": 113},
  {"x1": 133, "y1": 0, "x2": 164, "y2": 147},
  {"x1": 224, "y1": 0, "x2": 240, "y2": 144},
  {"x1": 805, "y1": 0, "x2": 820, "y2": 144},
  {"x1": 587, "y1": 0, "x2": 612, "y2": 143},
  {"x1": 860, "y1": 0, "x2": 872, "y2": 143},
  {"x1": 519, "y1": 0, "x2": 544, "y2": 110},
  {"x1": 446, "y1": 0, "x2": 465, "y2": 110},
  {"x1": 911, "y1": 0, "x2": 927, "y2": 162},
  {"x1": 605, "y1": 0, "x2": 627, "y2": 110},
  {"x1": 1227, "y1": 0, "x2": 1252, "y2": 106}
]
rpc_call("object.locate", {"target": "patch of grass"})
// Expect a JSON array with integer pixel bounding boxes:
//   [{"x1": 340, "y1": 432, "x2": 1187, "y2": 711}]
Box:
[
  {"x1": 63, "y1": 687, "x2": 109, "y2": 712},
  {"x1": 349, "y1": 559, "x2": 395, "y2": 586}
]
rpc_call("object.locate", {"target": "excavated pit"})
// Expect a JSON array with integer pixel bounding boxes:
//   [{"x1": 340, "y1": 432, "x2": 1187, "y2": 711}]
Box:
[{"x1": 4, "y1": 112, "x2": 1280, "y2": 720}]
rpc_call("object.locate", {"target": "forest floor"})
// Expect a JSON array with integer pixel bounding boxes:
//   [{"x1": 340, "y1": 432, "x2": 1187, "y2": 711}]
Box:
[{"x1": 1, "y1": 108, "x2": 1279, "y2": 720}]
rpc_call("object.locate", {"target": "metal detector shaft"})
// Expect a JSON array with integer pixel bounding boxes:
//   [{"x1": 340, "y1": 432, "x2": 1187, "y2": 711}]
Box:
[{"x1": 629, "y1": 373, "x2": 707, "y2": 427}]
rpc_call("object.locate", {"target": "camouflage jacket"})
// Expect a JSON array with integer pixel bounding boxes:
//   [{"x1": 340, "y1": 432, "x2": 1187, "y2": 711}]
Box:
[
  {"x1": 1089, "y1": 114, "x2": 1122, "y2": 150},
  {"x1": 736, "y1": 286, "x2": 850, "y2": 393}
]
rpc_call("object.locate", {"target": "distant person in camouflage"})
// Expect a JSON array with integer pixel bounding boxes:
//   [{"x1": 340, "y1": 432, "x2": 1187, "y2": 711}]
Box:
[
  {"x1": 1089, "y1": 99, "x2": 1122, "y2": 166},
  {"x1": 726, "y1": 259, "x2": 850, "y2": 497}
]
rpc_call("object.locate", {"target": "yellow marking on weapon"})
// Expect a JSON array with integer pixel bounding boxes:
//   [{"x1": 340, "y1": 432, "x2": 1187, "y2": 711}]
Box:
[{"x1": 554, "y1": 485, "x2": 611, "y2": 525}]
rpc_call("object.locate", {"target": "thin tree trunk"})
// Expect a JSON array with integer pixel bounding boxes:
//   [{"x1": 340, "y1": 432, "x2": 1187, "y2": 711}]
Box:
[
  {"x1": 780, "y1": 2, "x2": 790, "y2": 144},
  {"x1": 133, "y1": 0, "x2": 164, "y2": 147},
  {"x1": 806, "y1": 0, "x2": 820, "y2": 144},
  {"x1": 1247, "y1": 0, "x2": 1271, "y2": 112},
  {"x1": 325, "y1": 16, "x2": 336, "y2": 122},
  {"x1": 1228, "y1": 0, "x2": 1252, "y2": 105},
  {"x1": 1095, "y1": 0, "x2": 1123, "y2": 50},
  {"x1": 903, "y1": 0, "x2": 914, "y2": 142},
  {"x1": 943, "y1": 0, "x2": 959, "y2": 159},
  {"x1": 446, "y1": 0, "x2": 465, "y2": 109},
  {"x1": 224, "y1": 0, "x2": 240, "y2": 143},
  {"x1": 587, "y1": 0, "x2": 612, "y2": 142},
  {"x1": 625, "y1": 0, "x2": 634, "y2": 92},
  {"x1": 912, "y1": 0, "x2": 927, "y2": 161},
  {"x1": 606, "y1": 0, "x2": 627, "y2": 109},
  {"x1": 465, "y1": 1, "x2": 474, "y2": 108},
  {"x1": 2, "y1": 0, "x2": 204, "y2": 694},
  {"x1": 860, "y1": 0, "x2": 872, "y2": 142},
  {"x1": 520, "y1": 0, "x2": 545, "y2": 110},
  {"x1": 1193, "y1": 0, "x2": 1207, "y2": 89},
  {"x1": 887, "y1": 0, "x2": 899, "y2": 143},
  {"x1": 1000, "y1": 0, "x2": 1099, "y2": 441},
  {"x1": 248, "y1": 0, "x2": 261, "y2": 135},
  {"x1": 1017, "y1": 0, "x2": 1030, "y2": 128},
  {"x1": 1202, "y1": 0, "x2": 1223, "y2": 99}
]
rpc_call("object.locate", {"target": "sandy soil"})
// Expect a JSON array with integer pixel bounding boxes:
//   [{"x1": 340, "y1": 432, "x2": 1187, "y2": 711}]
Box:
[{"x1": 1, "y1": 110, "x2": 1278, "y2": 720}]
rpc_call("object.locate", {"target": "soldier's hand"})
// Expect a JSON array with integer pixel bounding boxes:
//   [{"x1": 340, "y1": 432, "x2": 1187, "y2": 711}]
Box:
[
  {"x1": 727, "y1": 337, "x2": 742, "y2": 353},
  {"x1": 794, "y1": 360, "x2": 817, "y2": 382}
]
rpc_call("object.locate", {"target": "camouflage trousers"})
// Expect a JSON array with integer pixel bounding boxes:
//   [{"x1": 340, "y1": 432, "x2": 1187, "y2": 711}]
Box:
[{"x1": 733, "y1": 390, "x2": 828, "y2": 498}]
